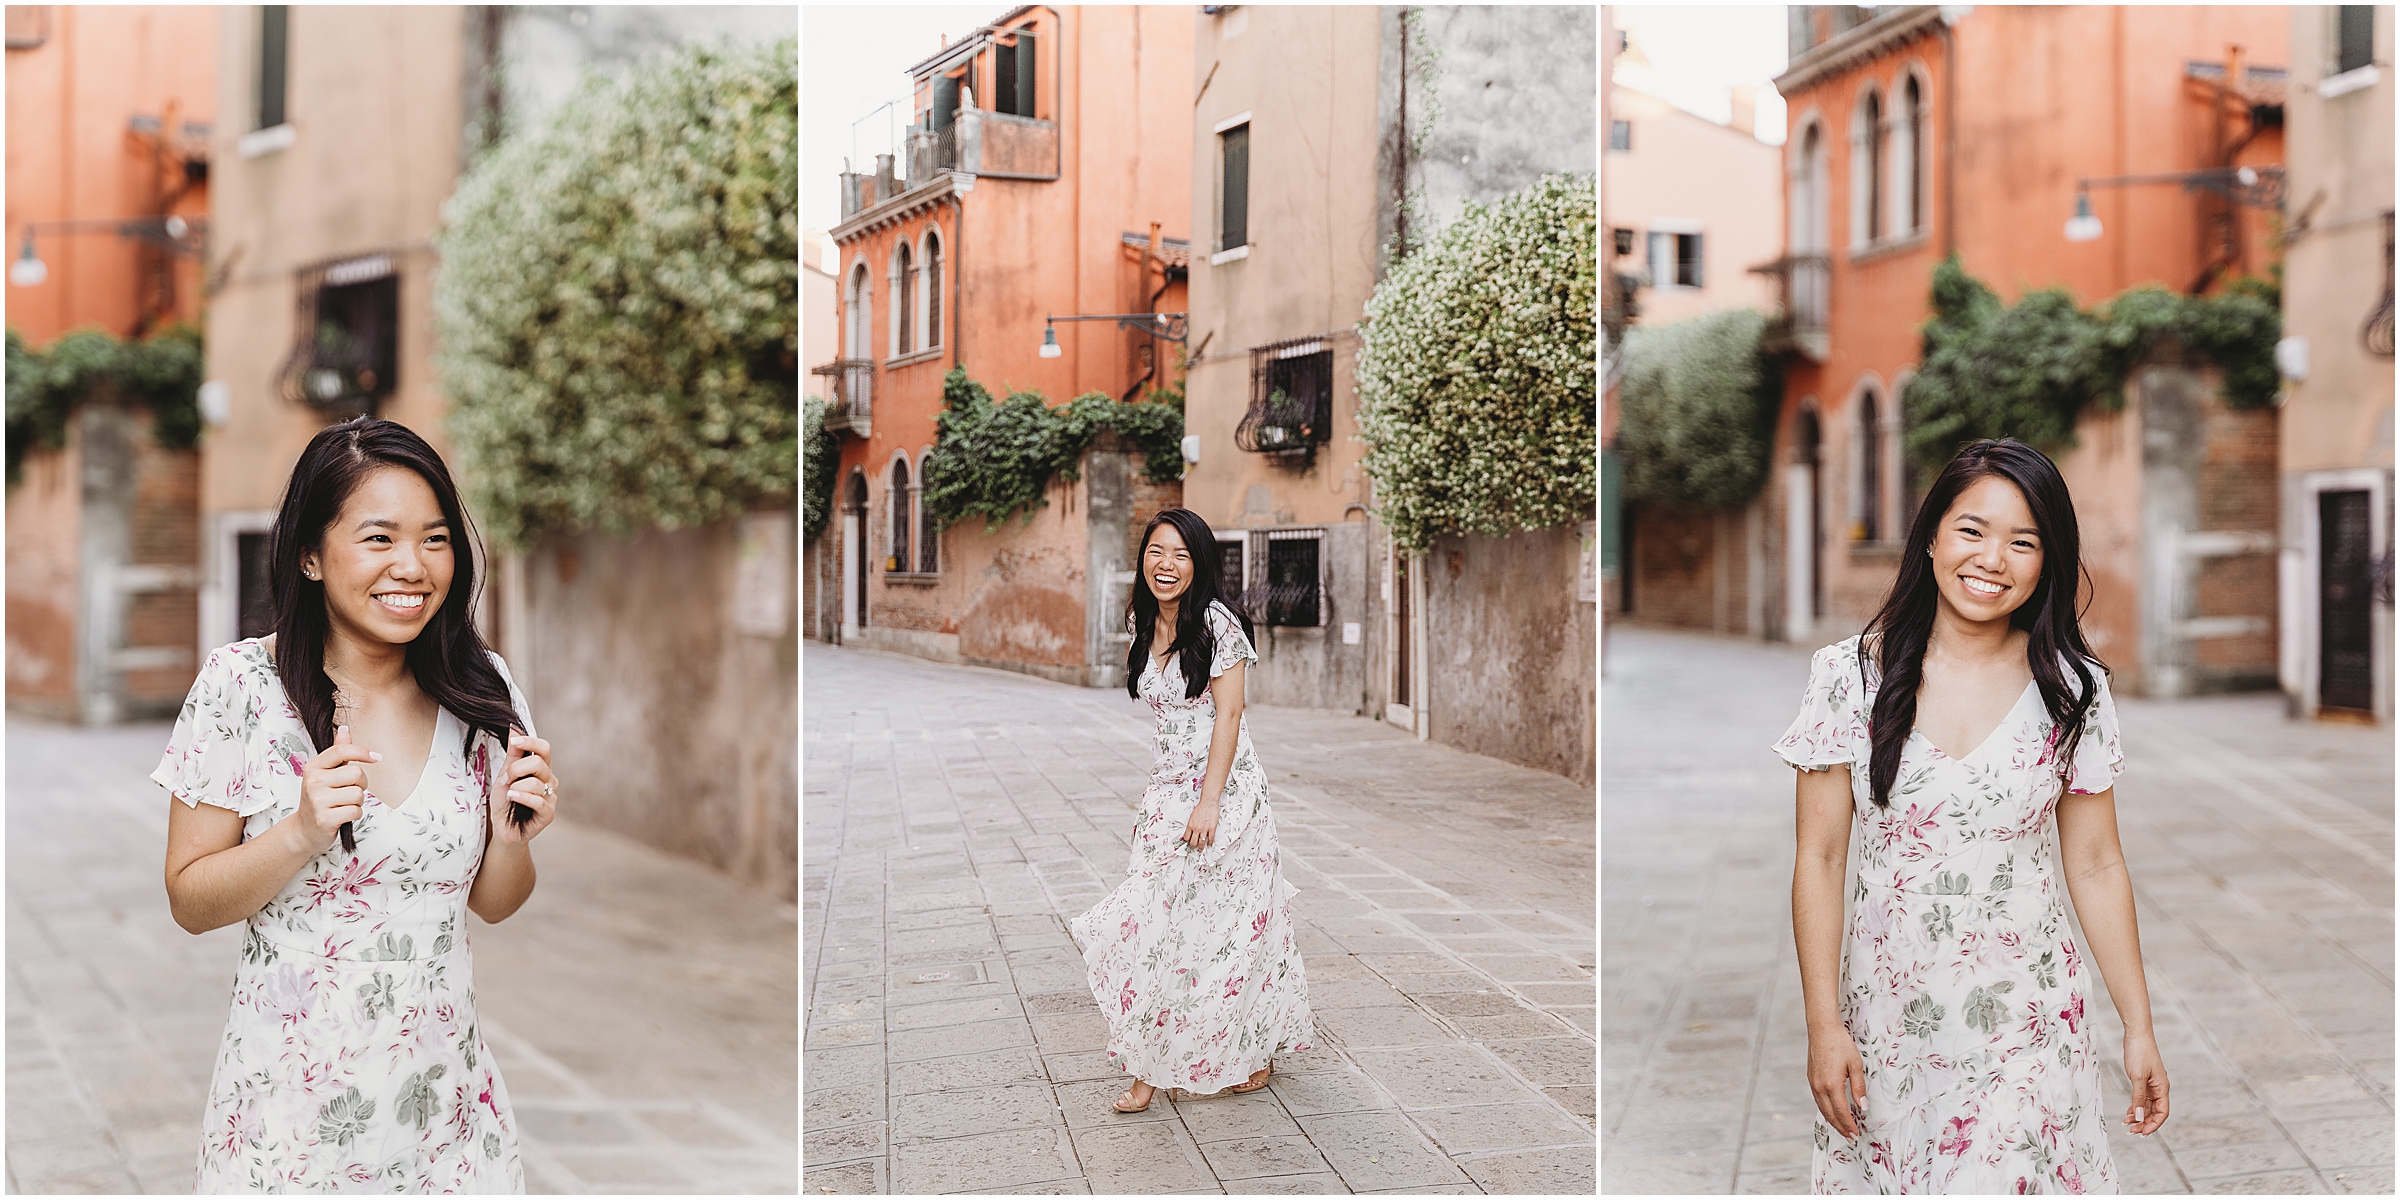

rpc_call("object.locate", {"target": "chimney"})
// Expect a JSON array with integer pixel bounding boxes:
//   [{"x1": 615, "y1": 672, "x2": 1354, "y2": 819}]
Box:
[{"x1": 1729, "y1": 84, "x2": 1757, "y2": 137}]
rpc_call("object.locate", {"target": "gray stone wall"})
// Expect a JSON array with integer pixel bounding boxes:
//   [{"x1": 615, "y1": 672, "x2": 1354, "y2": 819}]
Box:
[
  {"x1": 1424, "y1": 524, "x2": 1597, "y2": 785},
  {"x1": 519, "y1": 510, "x2": 799, "y2": 899}
]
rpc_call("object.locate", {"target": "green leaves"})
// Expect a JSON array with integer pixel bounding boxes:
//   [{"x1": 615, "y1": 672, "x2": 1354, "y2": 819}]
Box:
[
  {"x1": 5, "y1": 323, "x2": 204, "y2": 485},
  {"x1": 1614, "y1": 308, "x2": 1781, "y2": 510},
  {"x1": 1356, "y1": 173, "x2": 1597, "y2": 554},
  {"x1": 803, "y1": 397, "x2": 841, "y2": 542},
  {"x1": 919, "y1": 366, "x2": 1185, "y2": 532},
  {"x1": 435, "y1": 39, "x2": 798, "y2": 546},
  {"x1": 1903, "y1": 256, "x2": 2283, "y2": 480}
]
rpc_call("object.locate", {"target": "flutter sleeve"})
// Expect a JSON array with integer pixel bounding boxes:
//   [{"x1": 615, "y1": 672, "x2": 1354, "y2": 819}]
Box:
[
  {"x1": 1207, "y1": 601, "x2": 1259, "y2": 678},
  {"x1": 151, "y1": 644, "x2": 305, "y2": 817},
  {"x1": 2064, "y1": 669, "x2": 2124, "y2": 795},
  {"x1": 1772, "y1": 640, "x2": 1869, "y2": 771}
]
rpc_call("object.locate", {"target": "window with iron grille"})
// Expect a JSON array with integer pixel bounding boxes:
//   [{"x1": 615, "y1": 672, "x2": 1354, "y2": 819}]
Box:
[
  {"x1": 918, "y1": 455, "x2": 939, "y2": 572},
  {"x1": 1216, "y1": 534, "x2": 1245, "y2": 603},
  {"x1": 994, "y1": 29, "x2": 1038, "y2": 117},
  {"x1": 1236, "y1": 337, "x2": 1333, "y2": 455},
  {"x1": 889, "y1": 458, "x2": 912, "y2": 570},
  {"x1": 1261, "y1": 529, "x2": 1324, "y2": 628},
  {"x1": 1219, "y1": 123, "x2": 1249, "y2": 252},
  {"x1": 278, "y1": 255, "x2": 398, "y2": 412},
  {"x1": 258, "y1": 6, "x2": 289, "y2": 131}
]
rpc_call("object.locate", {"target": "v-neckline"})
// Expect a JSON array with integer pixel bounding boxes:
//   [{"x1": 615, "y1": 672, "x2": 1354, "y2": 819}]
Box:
[
  {"x1": 369, "y1": 707, "x2": 451, "y2": 814},
  {"x1": 1913, "y1": 678, "x2": 2037, "y2": 763}
]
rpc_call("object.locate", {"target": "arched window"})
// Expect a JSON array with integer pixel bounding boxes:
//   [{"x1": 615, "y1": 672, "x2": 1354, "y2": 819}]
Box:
[
  {"x1": 895, "y1": 242, "x2": 915, "y2": 355},
  {"x1": 916, "y1": 450, "x2": 939, "y2": 572},
  {"x1": 1789, "y1": 118, "x2": 1829, "y2": 332},
  {"x1": 1855, "y1": 88, "x2": 1887, "y2": 244},
  {"x1": 1894, "y1": 73, "x2": 1924, "y2": 236},
  {"x1": 846, "y1": 263, "x2": 871, "y2": 360},
  {"x1": 924, "y1": 231, "x2": 943, "y2": 350},
  {"x1": 1856, "y1": 387, "x2": 1883, "y2": 542},
  {"x1": 889, "y1": 458, "x2": 912, "y2": 569}
]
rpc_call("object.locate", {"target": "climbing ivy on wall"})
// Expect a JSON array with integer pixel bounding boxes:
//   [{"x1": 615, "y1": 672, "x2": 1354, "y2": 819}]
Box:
[
  {"x1": 920, "y1": 366, "x2": 1185, "y2": 532},
  {"x1": 1356, "y1": 173, "x2": 1597, "y2": 553},
  {"x1": 1612, "y1": 308, "x2": 1783, "y2": 510},
  {"x1": 802, "y1": 397, "x2": 841, "y2": 543},
  {"x1": 1904, "y1": 256, "x2": 2281, "y2": 478},
  {"x1": 5, "y1": 323, "x2": 205, "y2": 485}
]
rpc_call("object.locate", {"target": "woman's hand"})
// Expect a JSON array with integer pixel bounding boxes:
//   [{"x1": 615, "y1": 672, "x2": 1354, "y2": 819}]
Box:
[
  {"x1": 1808, "y1": 1023, "x2": 1869, "y2": 1140},
  {"x1": 2123, "y1": 1033, "x2": 2169, "y2": 1136},
  {"x1": 1180, "y1": 795, "x2": 1219, "y2": 852},
  {"x1": 494, "y1": 733, "x2": 558, "y2": 845},
  {"x1": 296, "y1": 725, "x2": 378, "y2": 853}
]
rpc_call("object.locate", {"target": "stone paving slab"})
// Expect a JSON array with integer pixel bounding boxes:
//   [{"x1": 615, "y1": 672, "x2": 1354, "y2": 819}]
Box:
[
  {"x1": 5, "y1": 718, "x2": 797, "y2": 1194},
  {"x1": 804, "y1": 642, "x2": 1596, "y2": 1193},
  {"x1": 1600, "y1": 623, "x2": 2395, "y2": 1194}
]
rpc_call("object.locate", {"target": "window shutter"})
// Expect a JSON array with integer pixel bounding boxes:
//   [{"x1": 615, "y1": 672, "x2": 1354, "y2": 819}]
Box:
[
  {"x1": 933, "y1": 74, "x2": 960, "y2": 132},
  {"x1": 1221, "y1": 125, "x2": 1250, "y2": 252},
  {"x1": 1684, "y1": 233, "x2": 1704, "y2": 288},
  {"x1": 2339, "y1": 6, "x2": 2375, "y2": 76},
  {"x1": 258, "y1": 6, "x2": 289, "y2": 131}
]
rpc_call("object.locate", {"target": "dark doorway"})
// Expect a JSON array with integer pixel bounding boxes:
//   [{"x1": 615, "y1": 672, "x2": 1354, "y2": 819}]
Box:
[
  {"x1": 848, "y1": 473, "x2": 870, "y2": 628},
  {"x1": 1798, "y1": 408, "x2": 1823, "y2": 621},
  {"x1": 2320, "y1": 490, "x2": 2374, "y2": 712},
  {"x1": 1394, "y1": 551, "x2": 1412, "y2": 708}
]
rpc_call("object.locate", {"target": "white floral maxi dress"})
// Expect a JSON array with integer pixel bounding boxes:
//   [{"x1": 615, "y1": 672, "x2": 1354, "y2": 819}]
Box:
[
  {"x1": 152, "y1": 639, "x2": 528, "y2": 1193},
  {"x1": 1773, "y1": 636, "x2": 2125, "y2": 1195},
  {"x1": 1069, "y1": 601, "x2": 1316, "y2": 1094}
]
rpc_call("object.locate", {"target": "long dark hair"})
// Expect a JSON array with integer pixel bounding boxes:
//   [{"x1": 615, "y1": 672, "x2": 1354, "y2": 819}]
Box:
[
  {"x1": 1857, "y1": 438, "x2": 2103, "y2": 807},
  {"x1": 269, "y1": 417, "x2": 524, "y2": 769},
  {"x1": 1125, "y1": 507, "x2": 1255, "y2": 700}
]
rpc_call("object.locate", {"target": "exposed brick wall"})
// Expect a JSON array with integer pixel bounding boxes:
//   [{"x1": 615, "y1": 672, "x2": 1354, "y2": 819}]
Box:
[
  {"x1": 2190, "y1": 403, "x2": 2279, "y2": 684},
  {"x1": 1125, "y1": 470, "x2": 1186, "y2": 568},
  {"x1": 127, "y1": 426, "x2": 202, "y2": 711},
  {"x1": 1627, "y1": 504, "x2": 1723, "y2": 630}
]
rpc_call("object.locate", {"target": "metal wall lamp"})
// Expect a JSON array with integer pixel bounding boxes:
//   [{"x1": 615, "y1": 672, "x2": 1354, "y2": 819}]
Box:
[
  {"x1": 10, "y1": 215, "x2": 211, "y2": 287},
  {"x1": 2063, "y1": 166, "x2": 2285, "y2": 242},
  {"x1": 1039, "y1": 312, "x2": 1189, "y2": 357}
]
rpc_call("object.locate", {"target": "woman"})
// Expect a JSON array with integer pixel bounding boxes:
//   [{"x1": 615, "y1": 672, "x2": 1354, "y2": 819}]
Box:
[
  {"x1": 158, "y1": 417, "x2": 559, "y2": 1193},
  {"x1": 1069, "y1": 507, "x2": 1315, "y2": 1113},
  {"x1": 1778, "y1": 439, "x2": 2168, "y2": 1194}
]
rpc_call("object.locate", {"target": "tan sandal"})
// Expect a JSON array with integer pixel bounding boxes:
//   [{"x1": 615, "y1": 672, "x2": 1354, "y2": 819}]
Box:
[
  {"x1": 1113, "y1": 1081, "x2": 1159, "y2": 1112},
  {"x1": 1227, "y1": 1064, "x2": 1273, "y2": 1094}
]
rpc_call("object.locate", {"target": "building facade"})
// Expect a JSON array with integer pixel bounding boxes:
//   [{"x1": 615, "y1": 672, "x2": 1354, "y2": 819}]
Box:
[
  {"x1": 1185, "y1": 5, "x2": 1596, "y2": 782},
  {"x1": 811, "y1": 4, "x2": 1193, "y2": 689},
  {"x1": 1627, "y1": 5, "x2": 2294, "y2": 701},
  {"x1": 2278, "y1": 4, "x2": 2395, "y2": 722},
  {"x1": 5, "y1": 3, "x2": 219, "y2": 723}
]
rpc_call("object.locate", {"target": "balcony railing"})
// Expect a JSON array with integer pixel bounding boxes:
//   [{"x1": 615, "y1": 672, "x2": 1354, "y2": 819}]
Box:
[
  {"x1": 1749, "y1": 254, "x2": 1831, "y2": 359},
  {"x1": 811, "y1": 359, "x2": 875, "y2": 436}
]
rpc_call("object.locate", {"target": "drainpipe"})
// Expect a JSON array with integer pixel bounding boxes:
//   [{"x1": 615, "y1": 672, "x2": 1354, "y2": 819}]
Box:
[
  {"x1": 1939, "y1": 16, "x2": 1957, "y2": 261},
  {"x1": 950, "y1": 191, "x2": 963, "y2": 369},
  {"x1": 1121, "y1": 220, "x2": 1168, "y2": 403}
]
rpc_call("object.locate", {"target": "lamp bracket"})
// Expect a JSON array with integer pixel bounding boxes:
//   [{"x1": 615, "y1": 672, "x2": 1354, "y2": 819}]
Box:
[{"x1": 1045, "y1": 312, "x2": 1189, "y2": 343}]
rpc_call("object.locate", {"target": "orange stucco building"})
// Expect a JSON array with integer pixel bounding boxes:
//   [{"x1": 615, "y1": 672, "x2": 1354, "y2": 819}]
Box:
[
  {"x1": 811, "y1": 5, "x2": 1192, "y2": 687},
  {"x1": 5, "y1": 4, "x2": 217, "y2": 722},
  {"x1": 1626, "y1": 5, "x2": 2295, "y2": 698}
]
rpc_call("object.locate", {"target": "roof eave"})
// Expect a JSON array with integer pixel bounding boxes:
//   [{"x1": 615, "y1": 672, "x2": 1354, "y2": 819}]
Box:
[{"x1": 1774, "y1": 6, "x2": 1954, "y2": 97}]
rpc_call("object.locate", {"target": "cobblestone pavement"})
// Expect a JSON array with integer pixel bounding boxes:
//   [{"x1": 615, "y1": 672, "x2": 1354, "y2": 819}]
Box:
[
  {"x1": 802, "y1": 642, "x2": 1596, "y2": 1195},
  {"x1": 1601, "y1": 623, "x2": 2395, "y2": 1195},
  {"x1": 5, "y1": 717, "x2": 797, "y2": 1194}
]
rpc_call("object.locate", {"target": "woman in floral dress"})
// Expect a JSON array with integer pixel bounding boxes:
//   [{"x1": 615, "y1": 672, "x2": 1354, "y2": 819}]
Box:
[
  {"x1": 1779, "y1": 439, "x2": 2168, "y2": 1194},
  {"x1": 1070, "y1": 507, "x2": 1315, "y2": 1113},
  {"x1": 159, "y1": 418, "x2": 560, "y2": 1193}
]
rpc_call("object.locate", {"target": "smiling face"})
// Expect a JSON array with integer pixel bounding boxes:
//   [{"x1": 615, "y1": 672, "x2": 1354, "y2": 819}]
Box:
[
  {"x1": 1143, "y1": 522, "x2": 1193, "y2": 606},
  {"x1": 301, "y1": 465, "x2": 454, "y2": 649},
  {"x1": 1927, "y1": 474, "x2": 2046, "y2": 626}
]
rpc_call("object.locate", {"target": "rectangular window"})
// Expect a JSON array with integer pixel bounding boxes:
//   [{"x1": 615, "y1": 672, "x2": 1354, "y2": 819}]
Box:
[
  {"x1": 994, "y1": 30, "x2": 1037, "y2": 117},
  {"x1": 1612, "y1": 227, "x2": 1636, "y2": 257},
  {"x1": 280, "y1": 257, "x2": 398, "y2": 410},
  {"x1": 2338, "y1": 6, "x2": 2375, "y2": 76},
  {"x1": 1217, "y1": 534, "x2": 1246, "y2": 602},
  {"x1": 1609, "y1": 119, "x2": 1632, "y2": 151},
  {"x1": 933, "y1": 72, "x2": 961, "y2": 132},
  {"x1": 258, "y1": 6, "x2": 289, "y2": 131},
  {"x1": 5, "y1": 6, "x2": 52, "y2": 50},
  {"x1": 1647, "y1": 231, "x2": 1703, "y2": 288},
  {"x1": 1219, "y1": 123, "x2": 1249, "y2": 252},
  {"x1": 236, "y1": 532, "x2": 275, "y2": 640},
  {"x1": 1239, "y1": 338, "x2": 1333, "y2": 452},
  {"x1": 1263, "y1": 530, "x2": 1323, "y2": 628}
]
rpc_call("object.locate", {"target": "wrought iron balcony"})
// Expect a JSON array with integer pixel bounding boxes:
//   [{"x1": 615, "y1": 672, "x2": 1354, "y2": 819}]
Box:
[
  {"x1": 811, "y1": 359, "x2": 875, "y2": 437},
  {"x1": 1750, "y1": 253, "x2": 1831, "y2": 360}
]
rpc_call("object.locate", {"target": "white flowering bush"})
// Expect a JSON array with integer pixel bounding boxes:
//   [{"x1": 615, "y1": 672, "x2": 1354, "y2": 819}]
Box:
[
  {"x1": 1614, "y1": 309, "x2": 1781, "y2": 509},
  {"x1": 1355, "y1": 173, "x2": 1596, "y2": 554},
  {"x1": 434, "y1": 38, "x2": 798, "y2": 546}
]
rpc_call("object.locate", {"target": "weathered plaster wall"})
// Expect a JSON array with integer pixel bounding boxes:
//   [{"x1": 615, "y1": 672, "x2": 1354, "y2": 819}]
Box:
[
  {"x1": 1423, "y1": 524, "x2": 1596, "y2": 784},
  {"x1": 7, "y1": 441, "x2": 84, "y2": 719},
  {"x1": 521, "y1": 511, "x2": 799, "y2": 899}
]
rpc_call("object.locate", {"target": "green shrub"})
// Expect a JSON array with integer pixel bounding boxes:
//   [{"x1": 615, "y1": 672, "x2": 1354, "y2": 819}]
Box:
[
  {"x1": 5, "y1": 323, "x2": 204, "y2": 485},
  {"x1": 434, "y1": 38, "x2": 798, "y2": 546},
  {"x1": 1613, "y1": 309, "x2": 1782, "y2": 509},
  {"x1": 1355, "y1": 173, "x2": 1597, "y2": 554},
  {"x1": 920, "y1": 367, "x2": 1183, "y2": 532},
  {"x1": 802, "y1": 396, "x2": 841, "y2": 542}
]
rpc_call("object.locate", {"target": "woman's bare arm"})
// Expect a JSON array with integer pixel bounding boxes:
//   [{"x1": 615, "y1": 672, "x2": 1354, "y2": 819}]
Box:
[
  {"x1": 2056, "y1": 786, "x2": 2170, "y2": 1135},
  {"x1": 1793, "y1": 762, "x2": 1865, "y2": 1138},
  {"x1": 164, "y1": 799, "x2": 319, "y2": 934}
]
